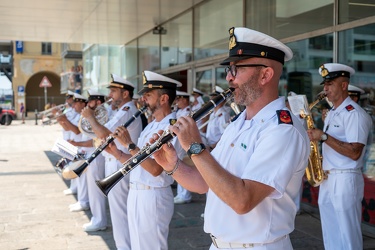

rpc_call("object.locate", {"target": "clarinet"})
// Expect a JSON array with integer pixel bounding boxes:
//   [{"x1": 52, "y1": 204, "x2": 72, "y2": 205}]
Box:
[
  {"x1": 96, "y1": 88, "x2": 234, "y2": 196},
  {"x1": 69, "y1": 106, "x2": 148, "y2": 178}
]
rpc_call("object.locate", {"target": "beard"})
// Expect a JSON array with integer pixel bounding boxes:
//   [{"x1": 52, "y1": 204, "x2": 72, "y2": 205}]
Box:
[
  {"x1": 233, "y1": 71, "x2": 262, "y2": 106},
  {"x1": 147, "y1": 101, "x2": 161, "y2": 115}
]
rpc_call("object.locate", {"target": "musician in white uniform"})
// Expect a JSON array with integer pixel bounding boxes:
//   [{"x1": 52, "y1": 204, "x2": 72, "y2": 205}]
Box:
[
  {"x1": 69, "y1": 89, "x2": 108, "y2": 231},
  {"x1": 106, "y1": 71, "x2": 185, "y2": 250},
  {"x1": 173, "y1": 91, "x2": 193, "y2": 204},
  {"x1": 152, "y1": 27, "x2": 310, "y2": 250},
  {"x1": 58, "y1": 93, "x2": 90, "y2": 212},
  {"x1": 60, "y1": 90, "x2": 79, "y2": 195},
  {"x1": 81, "y1": 74, "x2": 142, "y2": 250},
  {"x1": 191, "y1": 88, "x2": 205, "y2": 129},
  {"x1": 307, "y1": 63, "x2": 372, "y2": 250},
  {"x1": 205, "y1": 86, "x2": 231, "y2": 150}
]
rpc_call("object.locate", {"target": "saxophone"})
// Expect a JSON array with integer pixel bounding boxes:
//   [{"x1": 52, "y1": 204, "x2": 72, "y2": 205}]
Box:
[{"x1": 301, "y1": 93, "x2": 327, "y2": 187}]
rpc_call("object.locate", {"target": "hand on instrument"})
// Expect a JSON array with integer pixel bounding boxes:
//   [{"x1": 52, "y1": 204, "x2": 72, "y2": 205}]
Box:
[
  {"x1": 151, "y1": 130, "x2": 179, "y2": 172},
  {"x1": 56, "y1": 114, "x2": 67, "y2": 124},
  {"x1": 81, "y1": 106, "x2": 95, "y2": 120},
  {"x1": 105, "y1": 141, "x2": 122, "y2": 160},
  {"x1": 68, "y1": 139, "x2": 78, "y2": 146},
  {"x1": 170, "y1": 116, "x2": 203, "y2": 151},
  {"x1": 112, "y1": 126, "x2": 132, "y2": 148},
  {"x1": 307, "y1": 128, "x2": 324, "y2": 142}
]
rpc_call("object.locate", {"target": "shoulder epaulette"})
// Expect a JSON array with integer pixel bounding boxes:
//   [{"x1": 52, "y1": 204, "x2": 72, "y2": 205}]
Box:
[
  {"x1": 122, "y1": 106, "x2": 130, "y2": 111},
  {"x1": 169, "y1": 119, "x2": 177, "y2": 125},
  {"x1": 276, "y1": 110, "x2": 293, "y2": 125},
  {"x1": 345, "y1": 104, "x2": 355, "y2": 112},
  {"x1": 218, "y1": 113, "x2": 222, "y2": 117}
]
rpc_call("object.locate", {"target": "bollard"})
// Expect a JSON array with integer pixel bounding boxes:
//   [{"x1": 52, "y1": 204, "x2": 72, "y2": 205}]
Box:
[
  {"x1": 35, "y1": 109, "x2": 38, "y2": 125},
  {"x1": 5, "y1": 110, "x2": 9, "y2": 126}
]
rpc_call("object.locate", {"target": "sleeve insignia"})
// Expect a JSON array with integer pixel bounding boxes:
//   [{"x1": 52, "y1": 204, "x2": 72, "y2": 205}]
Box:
[
  {"x1": 345, "y1": 105, "x2": 355, "y2": 111},
  {"x1": 122, "y1": 106, "x2": 130, "y2": 111},
  {"x1": 276, "y1": 110, "x2": 293, "y2": 125},
  {"x1": 169, "y1": 119, "x2": 177, "y2": 125},
  {"x1": 218, "y1": 113, "x2": 223, "y2": 117}
]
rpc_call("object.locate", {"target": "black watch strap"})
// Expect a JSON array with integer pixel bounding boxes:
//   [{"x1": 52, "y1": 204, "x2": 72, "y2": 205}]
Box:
[
  {"x1": 187, "y1": 142, "x2": 206, "y2": 158},
  {"x1": 128, "y1": 143, "x2": 137, "y2": 152}
]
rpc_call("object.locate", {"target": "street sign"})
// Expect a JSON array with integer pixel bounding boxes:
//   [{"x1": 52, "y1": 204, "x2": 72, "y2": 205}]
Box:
[
  {"x1": 18, "y1": 85, "x2": 25, "y2": 96},
  {"x1": 39, "y1": 76, "x2": 52, "y2": 88}
]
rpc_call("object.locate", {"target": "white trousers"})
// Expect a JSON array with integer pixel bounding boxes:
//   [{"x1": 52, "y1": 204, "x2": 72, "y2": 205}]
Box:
[
  {"x1": 176, "y1": 184, "x2": 192, "y2": 201},
  {"x1": 76, "y1": 170, "x2": 89, "y2": 207},
  {"x1": 105, "y1": 157, "x2": 131, "y2": 250},
  {"x1": 318, "y1": 172, "x2": 364, "y2": 250},
  {"x1": 69, "y1": 178, "x2": 77, "y2": 192},
  {"x1": 86, "y1": 154, "x2": 107, "y2": 227},
  {"x1": 128, "y1": 185, "x2": 174, "y2": 250}
]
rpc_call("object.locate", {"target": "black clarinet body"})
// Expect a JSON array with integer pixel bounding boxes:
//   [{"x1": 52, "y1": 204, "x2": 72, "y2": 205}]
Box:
[
  {"x1": 96, "y1": 88, "x2": 234, "y2": 196},
  {"x1": 71, "y1": 106, "x2": 147, "y2": 178}
]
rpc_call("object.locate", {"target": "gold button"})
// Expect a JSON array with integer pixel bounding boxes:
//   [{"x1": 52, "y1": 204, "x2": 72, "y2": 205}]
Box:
[{"x1": 230, "y1": 143, "x2": 234, "y2": 147}]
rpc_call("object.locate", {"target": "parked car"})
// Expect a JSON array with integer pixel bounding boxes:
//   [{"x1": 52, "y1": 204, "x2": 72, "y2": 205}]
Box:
[{"x1": 0, "y1": 107, "x2": 16, "y2": 125}]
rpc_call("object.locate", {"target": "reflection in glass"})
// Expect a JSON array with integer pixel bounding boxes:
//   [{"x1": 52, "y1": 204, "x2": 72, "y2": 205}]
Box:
[
  {"x1": 138, "y1": 32, "x2": 160, "y2": 73},
  {"x1": 285, "y1": 34, "x2": 333, "y2": 100},
  {"x1": 339, "y1": 0, "x2": 375, "y2": 24},
  {"x1": 195, "y1": 70, "x2": 212, "y2": 95},
  {"x1": 245, "y1": 0, "x2": 333, "y2": 39},
  {"x1": 215, "y1": 67, "x2": 228, "y2": 91},
  {"x1": 194, "y1": 0, "x2": 242, "y2": 61},
  {"x1": 339, "y1": 23, "x2": 375, "y2": 86},
  {"x1": 124, "y1": 40, "x2": 138, "y2": 79},
  {"x1": 161, "y1": 11, "x2": 193, "y2": 69}
]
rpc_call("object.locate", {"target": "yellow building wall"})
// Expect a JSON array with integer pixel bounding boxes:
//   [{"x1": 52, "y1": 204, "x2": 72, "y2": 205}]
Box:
[{"x1": 12, "y1": 41, "x2": 65, "y2": 118}]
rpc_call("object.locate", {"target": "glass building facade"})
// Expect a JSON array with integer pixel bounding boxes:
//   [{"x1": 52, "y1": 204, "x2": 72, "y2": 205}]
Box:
[{"x1": 82, "y1": 0, "x2": 375, "y2": 226}]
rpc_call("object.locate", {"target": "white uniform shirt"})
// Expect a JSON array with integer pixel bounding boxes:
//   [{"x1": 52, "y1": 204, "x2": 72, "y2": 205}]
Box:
[
  {"x1": 67, "y1": 113, "x2": 86, "y2": 155},
  {"x1": 176, "y1": 106, "x2": 191, "y2": 119},
  {"x1": 206, "y1": 106, "x2": 231, "y2": 146},
  {"x1": 323, "y1": 97, "x2": 372, "y2": 170},
  {"x1": 62, "y1": 107, "x2": 78, "y2": 140},
  {"x1": 102, "y1": 101, "x2": 143, "y2": 158},
  {"x1": 204, "y1": 97, "x2": 310, "y2": 243},
  {"x1": 130, "y1": 112, "x2": 185, "y2": 187},
  {"x1": 192, "y1": 102, "x2": 203, "y2": 128}
]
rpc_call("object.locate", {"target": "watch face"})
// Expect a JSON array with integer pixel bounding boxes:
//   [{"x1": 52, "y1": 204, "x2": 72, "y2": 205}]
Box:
[
  {"x1": 321, "y1": 134, "x2": 327, "y2": 141},
  {"x1": 128, "y1": 143, "x2": 136, "y2": 150},
  {"x1": 190, "y1": 143, "x2": 203, "y2": 154}
]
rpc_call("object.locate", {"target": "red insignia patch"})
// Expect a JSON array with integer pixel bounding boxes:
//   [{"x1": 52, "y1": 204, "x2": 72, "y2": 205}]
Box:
[
  {"x1": 237, "y1": 49, "x2": 243, "y2": 55},
  {"x1": 122, "y1": 106, "x2": 130, "y2": 111},
  {"x1": 218, "y1": 113, "x2": 222, "y2": 117},
  {"x1": 276, "y1": 110, "x2": 293, "y2": 125},
  {"x1": 345, "y1": 105, "x2": 355, "y2": 111}
]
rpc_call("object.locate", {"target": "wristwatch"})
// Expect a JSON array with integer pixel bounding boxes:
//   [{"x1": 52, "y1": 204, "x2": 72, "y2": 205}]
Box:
[
  {"x1": 127, "y1": 143, "x2": 137, "y2": 152},
  {"x1": 320, "y1": 133, "x2": 328, "y2": 142},
  {"x1": 187, "y1": 142, "x2": 206, "y2": 158}
]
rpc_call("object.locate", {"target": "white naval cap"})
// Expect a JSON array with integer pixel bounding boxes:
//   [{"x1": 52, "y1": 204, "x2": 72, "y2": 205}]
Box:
[
  {"x1": 348, "y1": 84, "x2": 365, "y2": 103},
  {"x1": 192, "y1": 87, "x2": 204, "y2": 96},
  {"x1": 133, "y1": 93, "x2": 141, "y2": 100},
  {"x1": 348, "y1": 84, "x2": 365, "y2": 94},
  {"x1": 87, "y1": 89, "x2": 106, "y2": 102},
  {"x1": 73, "y1": 93, "x2": 87, "y2": 103},
  {"x1": 176, "y1": 90, "x2": 190, "y2": 97},
  {"x1": 210, "y1": 86, "x2": 225, "y2": 96},
  {"x1": 108, "y1": 73, "x2": 135, "y2": 91},
  {"x1": 66, "y1": 90, "x2": 75, "y2": 98},
  {"x1": 220, "y1": 27, "x2": 293, "y2": 65},
  {"x1": 319, "y1": 63, "x2": 355, "y2": 85},
  {"x1": 138, "y1": 70, "x2": 182, "y2": 95}
]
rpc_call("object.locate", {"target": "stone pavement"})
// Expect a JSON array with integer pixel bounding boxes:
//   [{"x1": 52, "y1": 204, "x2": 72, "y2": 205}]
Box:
[{"x1": 0, "y1": 119, "x2": 375, "y2": 250}]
